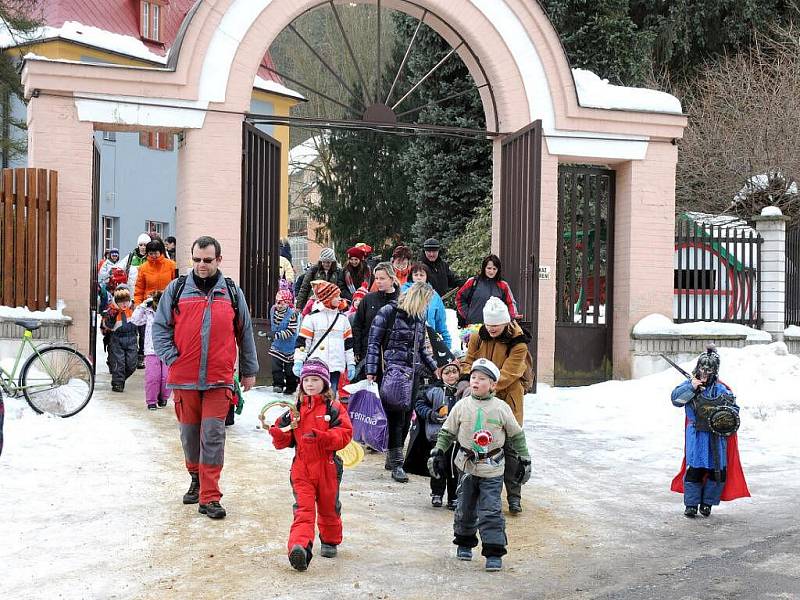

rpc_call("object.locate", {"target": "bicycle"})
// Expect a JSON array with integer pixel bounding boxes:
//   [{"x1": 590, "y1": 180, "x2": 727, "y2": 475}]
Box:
[{"x1": 0, "y1": 319, "x2": 95, "y2": 417}]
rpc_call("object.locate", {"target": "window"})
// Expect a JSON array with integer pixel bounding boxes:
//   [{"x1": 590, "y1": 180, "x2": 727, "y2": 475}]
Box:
[
  {"x1": 102, "y1": 216, "x2": 118, "y2": 253},
  {"x1": 139, "y1": 131, "x2": 174, "y2": 151},
  {"x1": 145, "y1": 221, "x2": 168, "y2": 239},
  {"x1": 140, "y1": 1, "x2": 164, "y2": 42},
  {"x1": 289, "y1": 236, "x2": 308, "y2": 271},
  {"x1": 102, "y1": 131, "x2": 116, "y2": 142}
]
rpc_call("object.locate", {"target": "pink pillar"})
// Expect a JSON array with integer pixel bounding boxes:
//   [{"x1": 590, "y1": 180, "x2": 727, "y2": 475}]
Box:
[
  {"x1": 612, "y1": 143, "x2": 678, "y2": 377},
  {"x1": 175, "y1": 111, "x2": 244, "y2": 279},
  {"x1": 536, "y1": 148, "x2": 559, "y2": 385},
  {"x1": 27, "y1": 93, "x2": 95, "y2": 355}
]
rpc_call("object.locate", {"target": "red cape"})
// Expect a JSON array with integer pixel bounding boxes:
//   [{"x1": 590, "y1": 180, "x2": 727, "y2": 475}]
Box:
[{"x1": 670, "y1": 419, "x2": 750, "y2": 501}]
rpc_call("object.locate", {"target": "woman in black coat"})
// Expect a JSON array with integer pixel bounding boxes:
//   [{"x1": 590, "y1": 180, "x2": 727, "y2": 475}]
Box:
[
  {"x1": 351, "y1": 262, "x2": 398, "y2": 364},
  {"x1": 366, "y1": 282, "x2": 439, "y2": 483}
]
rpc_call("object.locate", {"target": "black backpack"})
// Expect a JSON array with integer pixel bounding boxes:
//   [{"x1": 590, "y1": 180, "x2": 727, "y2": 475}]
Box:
[{"x1": 170, "y1": 275, "x2": 241, "y2": 335}]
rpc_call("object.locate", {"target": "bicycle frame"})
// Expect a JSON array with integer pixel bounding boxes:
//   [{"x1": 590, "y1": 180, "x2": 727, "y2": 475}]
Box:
[{"x1": 0, "y1": 331, "x2": 62, "y2": 396}]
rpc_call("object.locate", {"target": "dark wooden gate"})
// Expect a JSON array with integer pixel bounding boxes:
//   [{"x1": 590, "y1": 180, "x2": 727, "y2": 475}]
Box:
[
  {"x1": 241, "y1": 122, "x2": 281, "y2": 320},
  {"x1": 554, "y1": 165, "x2": 615, "y2": 386},
  {"x1": 89, "y1": 141, "x2": 101, "y2": 373},
  {"x1": 500, "y1": 121, "x2": 542, "y2": 389}
]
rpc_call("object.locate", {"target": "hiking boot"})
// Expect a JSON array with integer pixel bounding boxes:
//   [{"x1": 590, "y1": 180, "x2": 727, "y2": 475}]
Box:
[
  {"x1": 147, "y1": 404, "x2": 157, "y2": 411},
  {"x1": 157, "y1": 397, "x2": 168, "y2": 408},
  {"x1": 456, "y1": 546, "x2": 472, "y2": 561},
  {"x1": 447, "y1": 498, "x2": 457, "y2": 511},
  {"x1": 137, "y1": 355, "x2": 145, "y2": 369},
  {"x1": 289, "y1": 545, "x2": 309, "y2": 571},
  {"x1": 699, "y1": 504, "x2": 712, "y2": 517},
  {"x1": 684, "y1": 505, "x2": 698, "y2": 518},
  {"x1": 508, "y1": 500, "x2": 522, "y2": 514},
  {"x1": 183, "y1": 473, "x2": 200, "y2": 504},
  {"x1": 485, "y1": 556, "x2": 503, "y2": 572},
  {"x1": 431, "y1": 495, "x2": 443, "y2": 508},
  {"x1": 198, "y1": 501, "x2": 226, "y2": 519},
  {"x1": 391, "y1": 465, "x2": 409, "y2": 483},
  {"x1": 111, "y1": 384, "x2": 124, "y2": 393},
  {"x1": 320, "y1": 543, "x2": 337, "y2": 558},
  {"x1": 272, "y1": 386, "x2": 284, "y2": 393}
]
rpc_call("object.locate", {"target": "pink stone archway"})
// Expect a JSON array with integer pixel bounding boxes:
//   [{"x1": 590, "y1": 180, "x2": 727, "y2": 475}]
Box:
[{"x1": 22, "y1": 0, "x2": 686, "y2": 381}]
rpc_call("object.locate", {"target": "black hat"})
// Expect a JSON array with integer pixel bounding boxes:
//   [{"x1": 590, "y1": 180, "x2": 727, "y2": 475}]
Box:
[{"x1": 423, "y1": 238, "x2": 441, "y2": 249}]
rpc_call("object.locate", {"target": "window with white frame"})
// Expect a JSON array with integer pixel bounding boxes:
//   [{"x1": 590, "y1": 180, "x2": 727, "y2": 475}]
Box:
[
  {"x1": 145, "y1": 220, "x2": 168, "y2": 239},
  {"x1": 102, "y1": 131, "x2": 116, "y2": 142},
  {"x1": 102, "y1": 216, "x2": 118, "y2": 253},
  {"x1": 140, "y1": 1, "x2": 162, "y2": 42}
]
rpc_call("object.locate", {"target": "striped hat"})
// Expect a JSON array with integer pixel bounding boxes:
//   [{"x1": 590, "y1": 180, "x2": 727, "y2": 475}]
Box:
[
  {"x1": 311, "y1": 279, "x2": 340, "y2": 308},
  {"x1": 319, "y1": 248, "x2": 336, "y2": 262},
  {"x1": 300, "y1": 358, "x2": 331, "y2": 390},
  {"x1": 275, "y1": 289, "x2": 293, "y2": 305}
]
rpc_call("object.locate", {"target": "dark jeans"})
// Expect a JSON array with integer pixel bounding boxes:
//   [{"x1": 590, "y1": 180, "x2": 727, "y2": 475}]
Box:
[
  {"x1": 330, "y1": 371, "x2": 341, "y2": 399},
  {"x1": 453, "y1": 474, "x2": 507, "y2": 557},
  {"x1": 271, "y1": 358, "x2": 298, "y2": 392},
  {"x1": 386, "y1": 407, "x2": 412, "y2": 450}
]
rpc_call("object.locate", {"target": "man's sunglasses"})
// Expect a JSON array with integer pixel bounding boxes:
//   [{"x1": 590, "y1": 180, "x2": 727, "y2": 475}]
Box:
[{"x1": 192, "y1": 257, "x2": 216, "y2": 264}]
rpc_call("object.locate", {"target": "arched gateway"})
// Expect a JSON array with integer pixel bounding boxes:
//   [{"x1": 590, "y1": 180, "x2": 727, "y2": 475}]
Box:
[{"x1": 22, "y1": 0, "x2": 686, "y2": 383}]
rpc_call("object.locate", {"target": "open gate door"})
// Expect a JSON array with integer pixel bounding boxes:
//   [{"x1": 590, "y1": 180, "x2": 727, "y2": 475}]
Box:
[
  {"x1": 89, "y1": 140, "x2": 101, "y2": 374},
  {"x1": 500, "y1": 121, "x2": 542, "y2": 390},
  {"x1": 241, "y1": 122, "x2": 281, "y2": 381}
]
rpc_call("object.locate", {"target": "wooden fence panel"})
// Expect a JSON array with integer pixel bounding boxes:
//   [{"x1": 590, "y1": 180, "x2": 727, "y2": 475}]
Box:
[{"x1": 0, "y1": 168, "x2": 59, "y2": 309}]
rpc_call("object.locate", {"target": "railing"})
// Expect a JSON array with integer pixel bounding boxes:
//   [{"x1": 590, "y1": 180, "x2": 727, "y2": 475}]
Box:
[
  {"x1": 0, "y1": 168, "x2": 58, "y2": 310},
  {"x1": 674, "y1": 217, "x2": 761, "y2": 326},
  {"x1": 787, "y1": 226, "x2": 800, "y2": 327}
]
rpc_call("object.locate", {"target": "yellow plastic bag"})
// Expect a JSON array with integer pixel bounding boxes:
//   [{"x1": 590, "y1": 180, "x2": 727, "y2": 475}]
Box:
[{"x1": 336, "y1": 440, "x2": 365, "y2": 468}]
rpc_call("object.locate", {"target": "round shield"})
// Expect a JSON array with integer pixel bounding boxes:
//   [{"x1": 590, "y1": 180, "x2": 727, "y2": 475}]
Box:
[
  {"x1": 708, "y1": 405, "x2": 740, "y2": 437},
  {"x1": 336, "y1": 440, "x2": 365, "y2": 468}
]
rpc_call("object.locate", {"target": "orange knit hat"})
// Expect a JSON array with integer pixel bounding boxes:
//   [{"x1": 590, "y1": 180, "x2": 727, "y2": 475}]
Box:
[{"x1": 312, "y1": 280, "x2": 344, "y2": 310}]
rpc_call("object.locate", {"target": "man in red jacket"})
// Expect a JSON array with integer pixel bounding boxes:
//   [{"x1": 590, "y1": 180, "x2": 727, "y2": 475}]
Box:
[{"x1": 153, "y1": 236, "x2": 258, "y2": 519}]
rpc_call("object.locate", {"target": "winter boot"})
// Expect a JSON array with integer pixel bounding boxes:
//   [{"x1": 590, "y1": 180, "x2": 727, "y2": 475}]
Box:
[
  {"x1": 272, "y1": 386, "x2": 284, "y2": 393},
  {"x1": 320, "y1": 543, "x2": 337, "y2": 558},
  {"x1": 198, "y1": 501, "x2": 226, "y2": 519},
  {"x1": 147, "y1": 404, "x2": 157, "y2": 411},
  {"x1": 137, "y1": 354, "x2": 145, "y2": 369},
  {"x1": 431, "y1": 495, "x2": 443, "y2": 508},
  {"x1": 390, "y1": 448, "x2": 409, "y2": 483},
  {"x1": 111, "y1": 384, "x2": 124, "y2": 393},
  {"x1": 456, "y1": 546, "x2": 473, "y2": 561},
  {"x1": 157, "y1": 397, "x2": 168, "y2": 408},
  {"x1": 699, "y1": 504, "x2": 712, "y2": 517},
  {"x1": 485, "y1": 556, "x2": 503, "y2": 572},
  {"x1": 684, "y1": 505, "x2": 698, "y2": 518},
  {"x1": 508, "y1": 499, "x2": 522, "y2": 514},
  {"x1": 182, "y1": 472, "x2": 200, "y2": 504},
  {"x1": 289, "y1": 544, "x2": 311, "y2": 571},
  {"x1": 447, "y1": 498, "x2": 458, "y2": 511},
  {"x1": 384, "y1": 452, "x2": 392, "y2": 471}
]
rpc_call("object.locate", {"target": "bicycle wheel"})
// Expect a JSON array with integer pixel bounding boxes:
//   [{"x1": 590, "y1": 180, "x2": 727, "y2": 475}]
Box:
[{"x1": 21, "y1": 345, "x2": 95, "y2": 417}]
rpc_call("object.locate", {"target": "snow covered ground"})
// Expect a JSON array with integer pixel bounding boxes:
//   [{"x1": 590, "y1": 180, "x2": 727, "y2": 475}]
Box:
[{"x1": 2, "y1": 342, "x2": 799, "y2": 598}]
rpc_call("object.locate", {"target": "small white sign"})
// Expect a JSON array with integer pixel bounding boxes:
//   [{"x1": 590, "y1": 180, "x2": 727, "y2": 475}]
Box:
[{"x1": 538, "y1": 266, "x2": 551, "y2": 280}]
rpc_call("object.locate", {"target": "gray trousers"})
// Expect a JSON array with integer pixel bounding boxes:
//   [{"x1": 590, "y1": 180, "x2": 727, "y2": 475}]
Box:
[{"x1": 453, "y1": 473, "x2": 507, "y2": 557}]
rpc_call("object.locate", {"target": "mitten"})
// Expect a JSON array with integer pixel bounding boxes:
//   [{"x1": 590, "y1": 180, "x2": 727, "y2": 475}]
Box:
[
  {"x1": 346, "y1": 364, "x2": 356, "y2": 381},
  {"x1": 515, "y1": 458, "x2": 532, "y2": 485},
  {"x1": 292, "y1": 361, "x2": 303, "y2": 377}
]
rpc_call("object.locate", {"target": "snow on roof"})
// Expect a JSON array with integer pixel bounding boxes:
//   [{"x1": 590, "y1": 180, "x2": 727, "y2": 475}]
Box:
[
  {"x1": 253, "y1": 76, "x2": 305, "y2": 101},
  {"x1": 681, "y1": 212, "x2": 757, "y2": 235},
  {"x1": 289, "y1": 136, "x2": 327, "y2": 174},
  {"x1": 633, "y1": 313, "x2": 771, "y2": 342},
  {"x1": 572, "y1": 68, "x2": 683, "y2": 115}
]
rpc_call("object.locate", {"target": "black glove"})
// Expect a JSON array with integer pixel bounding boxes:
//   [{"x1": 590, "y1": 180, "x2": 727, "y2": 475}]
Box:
[
  {"x1": 429, "y1": 410, "x2": 446, "y2": 424},
  {"x1": 515, "y1": 458, "x2": 532, "y2": 485},
  {"x1": 276, "y1": 410, "x2": 293, "y2": 429},
  {"x1": 143, "y1": 297, "x2": 153, "y2": 307},
  {"x1": 264, "y1": 331, "x2": 275, "y2": 342},
  {"x1": 427, "y1": 448, "x2": 445, "y2": 479}
]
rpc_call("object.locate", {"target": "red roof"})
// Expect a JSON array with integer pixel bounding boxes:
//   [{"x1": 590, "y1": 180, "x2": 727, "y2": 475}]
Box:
[{"x1": 41, "y1": 0, "x2": 281, "y2": 84}]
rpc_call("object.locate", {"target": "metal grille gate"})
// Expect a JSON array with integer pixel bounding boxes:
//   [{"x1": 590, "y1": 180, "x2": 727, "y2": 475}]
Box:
[
  {"x1": 89, "y1": 141, "x2": 101, "y2": 373},
  {"x1": 788, "y1": 226, "x2": 800, "y2": 327},
  {"x1": 500, "y1": 121, "x2": 542, "y2": 388},
  {"x1": 241, "y1": 122, "x2": 281, "y2": 320},
  {"x1": 554, "y1": 165, "x2": 615, "y2": 386}
]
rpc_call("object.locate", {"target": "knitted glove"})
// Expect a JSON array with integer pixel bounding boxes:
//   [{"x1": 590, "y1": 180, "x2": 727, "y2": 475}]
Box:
[
  {"x1": 346, "y1": 364, "x2": 356, "y2": 381},
  {"x1": 292, "y1": 361, "x2": 303, "y2": 377}
]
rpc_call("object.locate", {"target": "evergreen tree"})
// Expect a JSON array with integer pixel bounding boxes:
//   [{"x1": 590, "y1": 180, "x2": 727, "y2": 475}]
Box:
[
  {"x1": 392, "y1": 14, "x2": 492, "y2": 249},
  {"x1": 540, "y1": 0, "x2": 654, "y2": 85}
]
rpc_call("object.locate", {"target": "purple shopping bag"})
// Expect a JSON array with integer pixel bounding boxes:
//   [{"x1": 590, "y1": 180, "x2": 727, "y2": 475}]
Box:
[{"x1": 347, "y1": 383, "x2": 388, "y2": 452}]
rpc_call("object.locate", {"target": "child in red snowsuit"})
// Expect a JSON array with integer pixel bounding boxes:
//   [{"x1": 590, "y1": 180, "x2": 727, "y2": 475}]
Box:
[{"x1": 269, "y1": 358, "x2": 353, "y2": 572}]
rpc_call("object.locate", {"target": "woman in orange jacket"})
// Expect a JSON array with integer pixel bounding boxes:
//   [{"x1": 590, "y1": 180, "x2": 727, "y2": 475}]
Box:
[{"x1": 134, "y1": 239, "x2": 177, "y2": 306}]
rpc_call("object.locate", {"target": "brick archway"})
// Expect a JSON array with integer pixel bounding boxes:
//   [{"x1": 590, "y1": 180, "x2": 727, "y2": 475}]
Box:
[{"x1": 22, "y1": 0, "x2": 686, "y2": 381}]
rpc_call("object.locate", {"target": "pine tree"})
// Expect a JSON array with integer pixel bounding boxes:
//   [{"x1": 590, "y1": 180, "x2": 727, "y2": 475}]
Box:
[{"x1": 392, "y1": 14, "x2": 492, "y2": 249}]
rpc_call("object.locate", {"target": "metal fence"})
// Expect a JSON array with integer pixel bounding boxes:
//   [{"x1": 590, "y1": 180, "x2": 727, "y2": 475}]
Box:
[
  {"x1": 674, "y1": 217, "x2": 762, "y2": 326},
  {"x1": 787, "y1": 226, "x2": 800, "y2": 327},
  {"x1": 0, "y1": 168, "x2": 58, "y2": 310}
]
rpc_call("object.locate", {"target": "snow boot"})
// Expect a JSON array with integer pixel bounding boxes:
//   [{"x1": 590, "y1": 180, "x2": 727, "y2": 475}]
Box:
[
  {"x1": 289, "y1": 544, "x2": 311, "y2": 571},
  {"x1": 384, "y1": 452, "x2": 392, "y2": 471},
  {"x1": 182, "y1": 472, "x2": 200, "y2": 504},
  {"x1": 508, "y1": 499, "x2": 522, "y2": 514},
  {"x1": 157, "y1": 397, "x2": 168, "y2": 408},
  {"x1": 198, "y1": 501, "x2": 226, "y2": 519},
  {"x1": 147, "y1": 404, "x2": 157, "y2": 411},
  {"x1": 447, "y1": 498, "x2": 457, "y2": 511},
  {"x1": 390, "y1": 448, "x2": 408, "y2": 483},
  {"x1": 456, "y1": 546, "x2": 473, "y2": 561},
  {"x1": 137, "y1": 354, "x2": 145, "y2": 369},
  {"x1": 684, "y1": 505, "x2": 698, "y2": 518},
  {"x1": 320, "y1": 543, "x2": 337, "y2": 558},
  {"x1": 431, "y1": 495, "x2": 443, "y2": 508},
  {"x1": 485, "y1": 556, "x2": 503, "y2": 572},
  {"x1": 111, "y1": 384, "x2": 124, "y2": 393},
  {"x1": 272, "y1": 385, "x2": 283, "y2": 393},
  {"x1": 699, "y1": 504, "x2": 712, "y2": 517}
]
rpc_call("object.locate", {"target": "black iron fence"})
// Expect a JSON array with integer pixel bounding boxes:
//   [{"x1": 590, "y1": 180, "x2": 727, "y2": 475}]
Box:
[
  {"x1": 674, "y1": 217, "x2": 762, "y2": 326},
  {"x1": 787, "y1": 226, "x2": 800, "y2": 327}
]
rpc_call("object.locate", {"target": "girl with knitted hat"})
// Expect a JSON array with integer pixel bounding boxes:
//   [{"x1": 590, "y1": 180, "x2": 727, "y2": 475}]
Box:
[
  {"x1": 269, "y1": 289, "x2": 300, "y2": 394},
  {"x1": 269, "y1": 358, "x2": 354, "y2": 571},
  {"x1": 295, "y1": 248, "x2": 342, "y2": 310},
  {"x1": 342, "y1": 245, "x2": 372, "y2": 301},
  {"x1": 293, "y1": 280, "x2": 356, "y2": 397}
]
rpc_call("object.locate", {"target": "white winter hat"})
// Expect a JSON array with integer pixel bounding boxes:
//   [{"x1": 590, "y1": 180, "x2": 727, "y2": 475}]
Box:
[
  {"x1": 319, "y1": 248, "x2": 336, "y2": 262},
  {"x1": 483, "y1": 296, "x2": 510, "y2": 326},
  {"x1": 137, "y1": 233, "x2": 151, "y2": 245},
  {"x1": 471, "y1": 358, "x2": 501, "y2": 382}
]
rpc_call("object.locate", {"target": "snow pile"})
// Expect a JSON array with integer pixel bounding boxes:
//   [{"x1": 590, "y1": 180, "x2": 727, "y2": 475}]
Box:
[
  {"x1": 785, "y1": 325, "x2": 800, "y2": 338},
  {"x1": 0, "y1": 301, "x2": 71, "y2": 322},
  {"x1": 633, "y1": 313, "x2": 771, "y2": 342},
  {"x1": 572, "y1": 68, "x2": 683, "y2": 115},
  {"x1": 761, "y1": 206, "x2": 783, "y2": 217}
]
